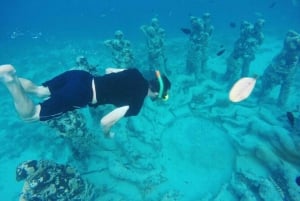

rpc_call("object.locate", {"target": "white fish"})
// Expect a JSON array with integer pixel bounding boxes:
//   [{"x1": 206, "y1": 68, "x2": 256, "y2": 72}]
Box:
[{"x1": 229, "y1": 77, "x2": 257, "y2": 102}]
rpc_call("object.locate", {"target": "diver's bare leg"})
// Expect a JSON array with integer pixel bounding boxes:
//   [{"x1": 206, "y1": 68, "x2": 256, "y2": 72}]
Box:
[
  {"x1": 0, "y1": 64, "x2": 40, "y2": 121},
  {"x1": 19, "y1": 78, "x2": 50, "y2": 98}
]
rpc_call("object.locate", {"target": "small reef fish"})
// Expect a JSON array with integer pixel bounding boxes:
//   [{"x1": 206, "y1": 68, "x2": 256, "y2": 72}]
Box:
[
  {"x1": 286, "y1": 112, "x2": 295, "y2": 127},
  {"x1": 269, "y1": 1, "x2": 277, "y2": 8},
  {"x1": 229, "y1": 22, "x2": 236, "y2": 28},
  {"x1": 296, "y1": 176, "x2": 300, "y2": 186},
  {"x1": 216, "y1": 49, "x2": 226, "y2": 56},
  {"x1": 181, "y1": 28, "x2": 191, "y2": 35}
]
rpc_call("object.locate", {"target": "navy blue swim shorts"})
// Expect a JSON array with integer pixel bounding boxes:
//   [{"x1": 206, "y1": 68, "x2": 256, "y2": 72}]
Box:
[{"x1": 39, "y1": 70, "x2": 93, "y2": 121}]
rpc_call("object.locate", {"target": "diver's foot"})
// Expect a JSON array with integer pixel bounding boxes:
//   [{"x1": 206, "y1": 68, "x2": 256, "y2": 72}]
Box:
[{"x1": 0, "y1": 64, "x2": 16, "y2": 83}]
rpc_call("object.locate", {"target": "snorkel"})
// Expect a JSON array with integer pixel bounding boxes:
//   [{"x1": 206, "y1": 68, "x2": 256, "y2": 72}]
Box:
[{"x1": 155, "y1": 70, "x2": 169, "y2": 101}]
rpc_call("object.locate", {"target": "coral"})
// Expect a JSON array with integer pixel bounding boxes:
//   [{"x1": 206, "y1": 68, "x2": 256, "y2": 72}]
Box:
[
  {"x1": 267, "y1": 177, "x2": 285, "y2": 200},
  {"x1": 254, "y1": 145, "x2": 300, "y2": 201},
  {"x1": 160, "y1": 190, "x2": 181, "y2": 201},
  {"x1": 17, "y1": 160, "x2": 98, "y2": 201},
  {"x1": 46, "y1": 110, "x2": 98, "y2": 161},
  {"x1": 229, "y1": 174, "x2": 257, "y2": 201}
]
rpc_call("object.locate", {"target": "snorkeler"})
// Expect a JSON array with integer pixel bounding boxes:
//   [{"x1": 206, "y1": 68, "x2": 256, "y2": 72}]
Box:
[{"x1": 0, "y1": 64, "x2": 171, "y2": 137}]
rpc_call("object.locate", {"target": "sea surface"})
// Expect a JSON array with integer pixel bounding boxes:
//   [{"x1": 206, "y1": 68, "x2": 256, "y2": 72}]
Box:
[{"x1": 0, "y1": 0, "x2": 300, "y2": 200}]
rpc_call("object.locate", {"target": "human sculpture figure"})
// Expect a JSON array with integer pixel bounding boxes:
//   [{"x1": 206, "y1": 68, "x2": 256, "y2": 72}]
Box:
[
  {"x1": 186, "y1": 13, "x2": 214, "y2": 80},
  {"x1": 259, "y1": 30, "x2": 300, "y2": 107},
  {"x1": 224, "y1": 19, "x2": 265, "y2": 84},
  {"x1": 104, "y1": 30, "x2": 135, "y2": 68},
  {"x1": 74, "y1": 55, "x2": 98, "y2": 75},
  {"x1": 141, "y1": 17, "x2": 167, "y2": 73}
]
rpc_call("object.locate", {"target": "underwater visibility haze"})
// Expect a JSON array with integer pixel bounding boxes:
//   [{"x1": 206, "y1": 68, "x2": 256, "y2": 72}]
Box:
[{"x1": 0, "y1": 0, "x2": 300, "y2": 200}]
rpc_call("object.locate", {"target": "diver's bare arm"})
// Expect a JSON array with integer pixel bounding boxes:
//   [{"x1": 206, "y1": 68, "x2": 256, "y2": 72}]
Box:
[
  {"x1": 105, "y1": 68, "x2": 126, "y2": 74},
  {"x1": 100, "y1": 105, "x2": 130, "y2": 137}
]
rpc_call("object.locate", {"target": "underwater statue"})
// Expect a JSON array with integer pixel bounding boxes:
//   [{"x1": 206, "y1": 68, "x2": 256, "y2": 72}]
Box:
[
  {"x1": 141, "y1": 17, "x2": 167, "y2": 73},
  {"x1": 186, "y1": 13, "x2": 214, "y2": 80},
  {"x1": 104, "y1": 30, "x2": 135, "y2": 68},
  {"x1": 224, "y1": 19, "x2": 265, "y2": 84},
  {"x1": 259, "y1": 30, "x2": 300, "y2": 107}
]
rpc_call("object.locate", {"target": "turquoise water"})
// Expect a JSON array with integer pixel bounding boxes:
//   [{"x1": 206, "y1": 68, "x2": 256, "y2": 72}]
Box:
[{"x1": 1, "y1": 0, "x2": 300, "y2": 200}]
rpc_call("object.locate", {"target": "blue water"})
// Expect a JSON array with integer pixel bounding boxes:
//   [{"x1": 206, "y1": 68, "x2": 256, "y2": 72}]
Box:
[
  {"x1": 1, "y1": 0, "x2": 299, "y2": 40},
  {"x1": 0, "y1": 0, "x2": 300, "y2": 200}
]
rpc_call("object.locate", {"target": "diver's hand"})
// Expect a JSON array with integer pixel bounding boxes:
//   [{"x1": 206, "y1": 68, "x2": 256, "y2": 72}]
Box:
[{"x1": 100, "y1": 106, "x2": 129, "y2": 138}]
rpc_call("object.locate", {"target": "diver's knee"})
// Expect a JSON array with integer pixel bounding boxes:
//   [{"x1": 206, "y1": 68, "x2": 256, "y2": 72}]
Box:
[
  {"x1": 37, "y1": 86, "x2": 51, "y2": 98},
  {"x1": 21, "y1": 105, "x2": 41, "y2": 122}
]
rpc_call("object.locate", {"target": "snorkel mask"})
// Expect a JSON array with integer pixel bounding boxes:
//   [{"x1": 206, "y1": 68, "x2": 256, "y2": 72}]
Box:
[{"x1": 155, "y1": 70, "x2": 169, "y2": 101}]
